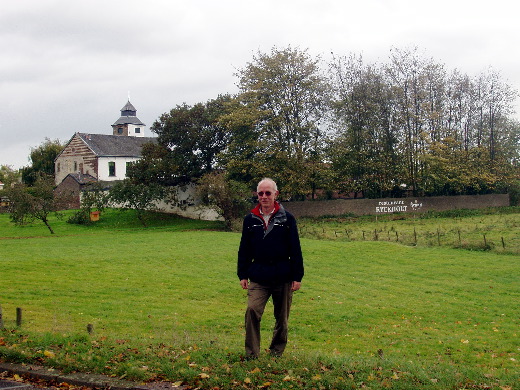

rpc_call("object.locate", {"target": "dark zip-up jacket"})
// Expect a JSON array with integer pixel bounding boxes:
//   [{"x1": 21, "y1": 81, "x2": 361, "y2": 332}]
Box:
[{"x1": 237, "y1": 202, "x2": 304, "y2": 284}]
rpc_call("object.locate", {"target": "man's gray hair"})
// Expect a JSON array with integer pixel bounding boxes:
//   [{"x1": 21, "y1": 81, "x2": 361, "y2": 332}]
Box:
[{"x1": 257, "y1": 178, "x2": 278, "y2": 192}]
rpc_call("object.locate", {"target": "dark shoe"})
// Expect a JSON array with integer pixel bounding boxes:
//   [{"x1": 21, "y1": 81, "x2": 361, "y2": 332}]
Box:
[{"x1": 243, "y1": 354, "x2": 258, "y2": 361}]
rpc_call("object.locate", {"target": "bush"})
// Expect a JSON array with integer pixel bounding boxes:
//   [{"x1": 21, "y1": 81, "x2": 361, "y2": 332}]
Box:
[
  {"x1": 508, "y1": 180, "x2": 520, "y2": 206},
  {"x1": 67, "y1": 210, "x2": 90, "y2": 225},
  {"x1": 197, "y1": 172, "x2": 251, "y2": 230}
]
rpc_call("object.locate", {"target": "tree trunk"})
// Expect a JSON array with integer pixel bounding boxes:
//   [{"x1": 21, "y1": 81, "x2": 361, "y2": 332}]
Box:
[{"x1": 42, "y1": 218, "x2": 55, "y2": 234}]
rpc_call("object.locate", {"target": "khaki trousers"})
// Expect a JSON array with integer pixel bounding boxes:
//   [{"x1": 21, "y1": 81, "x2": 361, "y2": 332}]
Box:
[{"x1": 245, "y1": 281, "x2": 293, "y2": 358}]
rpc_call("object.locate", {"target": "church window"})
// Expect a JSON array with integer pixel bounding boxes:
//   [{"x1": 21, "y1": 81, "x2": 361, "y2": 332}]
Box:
[
  {"x1": 118, "y1": 128, "x2": 123, "y2": 134},
  {"x1": 135, "y1": 128, "x2": 141, "y2": 133}
]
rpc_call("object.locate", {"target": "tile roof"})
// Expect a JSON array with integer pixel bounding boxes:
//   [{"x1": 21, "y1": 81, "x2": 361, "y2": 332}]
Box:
[
  {"x1": 112, "y1": 116, "x2": 146, "y2": 126},
  {"x1": 66, "y1": 172, "x2": 98, "y2": 185},
  {"x1": 77, "y1": 133, "x2": 157, "y2": 157},
  {"x1": 113, "y1": 100, "x2": 144, "y2": 125},
  {"x1": 121, "y1": 101, "x2": 137, "y2": 112}
]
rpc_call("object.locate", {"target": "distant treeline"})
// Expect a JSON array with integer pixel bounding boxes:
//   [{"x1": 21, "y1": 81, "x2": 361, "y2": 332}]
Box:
[{"x1": 126, "y1": 46, "x2": 519, "y2": 201}]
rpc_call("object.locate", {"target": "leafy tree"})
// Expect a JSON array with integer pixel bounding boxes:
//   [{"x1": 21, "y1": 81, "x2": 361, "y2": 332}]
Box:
[
  {"x1": 67, "y1": 183, "x2": 110, "y2": 225},
  {"x1": 6, "y1": 174, "x2": 69, "y2": 234},
  {"x1": 234, "y1": 46, "x2": 329, "y2": 198},
  {"x1": 109, "y1": 180, "x2": 166, "y2": 227},
  {"x1": 327, "y1": 47, "x2": 519, "y2": 198},
  {"x1": 217, "y1": 97, "x2": 265, "y2": 188},
  {"x1": 126, "y1": 142, "x2": 177, "y2": 186},
  {"x1": 22, "y1": 138, "x2": 64, "y2": 186},
  {"x1": 135, "y1": 95, "x2": 233, "y2": 185},
  {"x1": 0, "y1": 165, "x2": 21, "y2": 188},
  {"x1": 328, "y1": 54, "x2": 402, "y2": 198},
  {"x1": 196, "y1": 171, "x2": 251, "y2": 230},
  {"x1": 81, "y1": 183, "x2": 110, "y2": 214}
]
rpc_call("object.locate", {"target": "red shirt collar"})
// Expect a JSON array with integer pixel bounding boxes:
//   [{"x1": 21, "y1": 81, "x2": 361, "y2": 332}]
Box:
[{"x1": 251, "y1": 201, "x2": 280, "y2": 219}]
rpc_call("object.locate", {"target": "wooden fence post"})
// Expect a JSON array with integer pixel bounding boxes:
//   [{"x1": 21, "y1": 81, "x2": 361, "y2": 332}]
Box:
[{"x1": 16, "y1": 307, "x2": 22, "y2": 327}]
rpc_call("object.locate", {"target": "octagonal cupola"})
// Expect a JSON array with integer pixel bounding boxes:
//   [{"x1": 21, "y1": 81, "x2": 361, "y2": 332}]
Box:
[{"x1": 112, "y1": 100, "x2": 146, "y2": 137}]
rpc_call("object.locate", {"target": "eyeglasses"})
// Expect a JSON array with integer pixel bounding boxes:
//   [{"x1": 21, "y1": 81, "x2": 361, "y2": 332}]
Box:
[{"x1": 257, "y1": 191, "x2": 272, "y2": 197}]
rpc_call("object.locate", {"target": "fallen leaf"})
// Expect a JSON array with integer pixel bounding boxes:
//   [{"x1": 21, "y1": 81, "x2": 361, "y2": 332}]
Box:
[
  {"x1": 199, "y1": 373, "x2": 210, "y2": 379},
  {"x1": 244, "y1": 377, "x2": 252, "y2": 384},
  {"x1": 44, "y1": 350, "x2": 55, "y2": 358},
  {"x1": 312, "y1": 374, "x2": 322, "y2": 380},
  {"x1": 250, "y1": 367, "x2": 261, "y2": 373}
]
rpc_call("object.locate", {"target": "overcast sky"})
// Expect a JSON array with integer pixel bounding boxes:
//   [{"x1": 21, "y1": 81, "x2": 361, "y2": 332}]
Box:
[{"x1": 1, "y1": 0, "x2": 518, "y2": 169}]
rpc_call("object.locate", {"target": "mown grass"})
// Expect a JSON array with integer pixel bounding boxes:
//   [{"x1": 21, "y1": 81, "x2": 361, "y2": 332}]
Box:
[
  {"x1": 0, "y1": 209, "x2": 518, "y2": 389},
  {"x1": 0, "y1": 208, "x2": 224, "y2": 238}
]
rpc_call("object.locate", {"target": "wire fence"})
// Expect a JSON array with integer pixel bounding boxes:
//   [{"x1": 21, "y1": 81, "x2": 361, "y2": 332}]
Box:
[{"x1": 298, "y1": 222, "x2": 519, "y2": 254}]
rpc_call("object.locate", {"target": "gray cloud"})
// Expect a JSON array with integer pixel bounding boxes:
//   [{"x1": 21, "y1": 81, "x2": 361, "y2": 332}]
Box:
[{"x1": 1, "y1": 0, "x2": 518, "y2": 168}]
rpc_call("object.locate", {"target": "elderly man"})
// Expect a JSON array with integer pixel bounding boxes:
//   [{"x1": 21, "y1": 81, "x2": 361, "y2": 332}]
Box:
[{"x1": 237, "y1": 178, "x2": 304, "y2": 359}]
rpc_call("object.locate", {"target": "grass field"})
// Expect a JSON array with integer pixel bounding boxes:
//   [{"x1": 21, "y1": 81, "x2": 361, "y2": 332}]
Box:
[
  {"x1": 298, "y1": 207, "x2": 520, "y2": 255},
  {"x1": 0, "y1": 209, "x2": 518, "y2": 389}
]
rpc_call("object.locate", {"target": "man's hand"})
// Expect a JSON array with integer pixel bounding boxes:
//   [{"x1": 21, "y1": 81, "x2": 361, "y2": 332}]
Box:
[
  {"x1": 240, "y1": 279, "x2": 249, "y2": 289},
  {"x1": 291, "y1": 281, "x2": 301, "y2": 291}
]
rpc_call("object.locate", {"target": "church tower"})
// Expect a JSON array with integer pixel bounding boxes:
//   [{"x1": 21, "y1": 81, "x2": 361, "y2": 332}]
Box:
[{"x1": 111, "y1": 100, "x2": 146, "y2": 137}]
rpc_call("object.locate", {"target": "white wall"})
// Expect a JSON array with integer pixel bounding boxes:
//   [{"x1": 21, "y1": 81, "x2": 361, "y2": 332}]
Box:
[
  {"x1": 97, "y1": 156, "x2": 140, "y2": 181},
  {"x1": 85, "y1": 183, "x2": 223, "y2": 221},
  {"x1": 153, "y1": 183, "x2": 223, "y2": 221},
  {"x1": 128, "y1": 124, "x2": 145, "y2": 137}
]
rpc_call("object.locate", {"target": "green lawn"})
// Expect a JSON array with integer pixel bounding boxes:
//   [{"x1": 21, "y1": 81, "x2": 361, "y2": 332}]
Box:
[{"x1": 0, "y1": 211, "x2": 518, "y2": 389}]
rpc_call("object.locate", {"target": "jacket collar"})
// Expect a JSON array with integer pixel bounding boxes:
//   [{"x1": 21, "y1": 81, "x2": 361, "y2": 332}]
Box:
[
  {"x1": 251, "y1": 201, "x2": 280, "y2": 219},
  {"x1": 251, "y1": 202, "x2": 287, "y2": 234}
]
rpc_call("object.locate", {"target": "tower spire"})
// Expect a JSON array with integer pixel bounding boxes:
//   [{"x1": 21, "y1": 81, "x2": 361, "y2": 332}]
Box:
[{"x1": 112, "y1": 98, "x2": 145, "y2": 137}]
